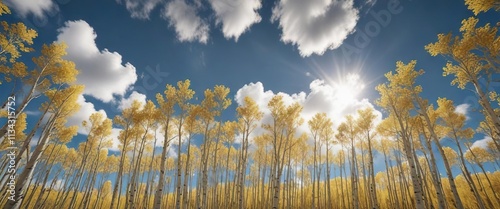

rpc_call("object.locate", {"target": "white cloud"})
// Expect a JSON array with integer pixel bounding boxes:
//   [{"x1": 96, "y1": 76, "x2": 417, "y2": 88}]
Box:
[
  {"x1": 45, "y1": 179, "x2": 64, "y2": 191},
  {"x1": 167, "y1": 145, "x2": 178, "y2": 158},
  {"x1": 455, "y1": 103, "x2": 470, "y2": 120},
  {"x1": 67, "y1": 95, "x2": 107, "y2": 135},
  {"x1": 109, "y1": 128, "x2": 122, "y2": 151},
  {"x1": 4, "y1": 0, "x2": 58, "y2": 18},
  {"x1": 271, "y1": 0, "x2": 359, "y2": 56},
  {"x1": 118, "y1": 91, "x2": 147, "y2": 110},
  {"x1": 30, "y1": 136, "x2": 39, "y2": 148},
  {"x1": 234, "y1": 73, "x2": 382, "y2": 147},
  {"x1": 56, "y1": 20, "x2": 138, "y2": 103},
  {"x1": 116, "y1": 0, "x2": 162, "y2": 19},
  {"x1": 162, "y1": 0, "x2": 209, "y2": 43},
  {"x1": 117, "y1": 0, "x2": 260, "y2": 42},
  {"x1": 209, "y1": 0, "x2": 262, "y2": 41},
  {"x1": 471, "y1": 136, "x2": 493, "y2": 150},
  {"x1": 114, "y1": 0, "x2": 357, "y2": 57},
  {"x1": 24, "y1": 110, "x2": 40, "y2": 116}
]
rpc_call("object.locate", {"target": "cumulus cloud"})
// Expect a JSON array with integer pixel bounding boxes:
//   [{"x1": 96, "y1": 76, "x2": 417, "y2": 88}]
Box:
[
  {"x1": 117, "y1": 0, "x2": 261, "y2": 43},
  {"x1": 115, "y1": 0, "x2": 358, "y2": 56},
  {"x1": 471, "y1": 136, "x2": 493, "y2": 150},
  {"x1": 4, "y1": 0, "x2": 58, "y2": 18},
  {"x1": 455, "y1": 103, "x2": 470, "y2": 120},
  {"x1": 209, "y1": 0, "x2": 262, "y2": 41},
  {"x1": 162, "y1": 0, "x2": 209, "y2": 43},
  {"x1": 67, "y1": 95, "x2": 107, "y2": 135},
  {"x1": 116, "y1": 0, "x2": 162, "y2": 19},
  {"x1": 271, "y1": 0, "x2": 359, "y2": 56},
  {"x1": 234, "y1": 74, "x2": 382, "y2": 146},
  {"x1": 118, "y1": 91, "x2": 147, "y2": 110},
  {"x1": 56, "y1": 20, "x2": 138, "y2": 103}
]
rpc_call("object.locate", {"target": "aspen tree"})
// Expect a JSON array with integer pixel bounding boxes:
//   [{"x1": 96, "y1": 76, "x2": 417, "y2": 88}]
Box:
[
  {"x1": 356, "y1": 108, "x2": 379, "y2": 209},
  {"x1": 110, "y1": 101, "x2": 143, "y2": 209},
  {"x1": 435, "y1": 98, "x2": 496, "y2": 207},
  {"x1": 376, "y1": 62, "x2": 426, "y2": 209},
  {"x1": 426, "y1": 17, "x2": 500, "y2": 146},
  {"x1": 0, "y1": 43, "x2": 78, "y2": 143},
  {"x1": 196, "y1": 85, "x2": 230, "y2": 209},
  {"x1": 337, "y1": 115, "x2": 360, "y2": 209},
  {"x1": 235, "y1": 96, "x2": 262, "y2": 209},
  {"x1": 171, "y1": 80, "x2": 194, "y2": 209},
  {"x1": 152, "y1": 80, "x2": 185, "y2": 209},
  {"x1": 262, "y1": 95, "x2": 303, "y2": 209},
  {"x1": 4, "y1": 85, "x2": 82, "y2": 209}
]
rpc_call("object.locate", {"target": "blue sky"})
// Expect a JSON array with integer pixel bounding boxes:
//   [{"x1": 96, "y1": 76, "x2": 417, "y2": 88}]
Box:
[{"x1": 2, "y1": 0, "x2": 499, "y2": 175}]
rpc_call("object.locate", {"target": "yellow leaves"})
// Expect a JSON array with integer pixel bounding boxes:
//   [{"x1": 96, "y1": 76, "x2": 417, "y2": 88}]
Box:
[
  {"x1": 104, "y1": 155, "x2": 120, "y2": 173},
  {"x1": 0, "y1": 7, "x2": 37, "y2": 84},
  {"x1": 376, "y1": 60, "x2": 423, "y2": 116},
  {"x1": 435, "y1": 97, "x2": 474, "y2": 140},
  {"x1": 392, "y1": 60, "x2": 423, "y2": 88},
  {"x1": 336, "y1": 114, "x2": 358, "y2": 144},
  {"x1": 309, "y1": 112, "x2": 334, "y2": 146},
  {"x1": 267, "y1": 95, "x2": 285, "y2": 121},
  {"x1": 0, "y1": 1, "x2": 10, "y2": 15},
  {"x1": 0, "y1": 112, "x2": 27, "y2": 150},
  {"x1": 184, "y1": 104, "x2": 201, "y2": 133},
  {"x1": 488, "y1": 91, "x2": 500, "y2": 105},
  {"x1": 157, "y1": 79, "x2": 196, "y2": 126},
  {"x1": 175, "y1": 79, "x2": 195, "y2": 111},
  {"x1": 221, "y1": 120, "x2": 238, "y2": 143},
  {"x1": 200, "y1": 85, "x2": 231, "y2": 123},
  {"x1": 376, "y1": 115, "x2": 398, "y2": 137},
  {"x1": 465, "y1": 146, "x2": 495, "y2": 164},
  {"x1": 263, "y1": 94, "x2": 303, "y2": 165},
  {"x1": 0, "y1": 61, "x2": 28, "y2": 83},
  {"x1": 42, "y1": 84, "x2": 84, "y2": 117},
  {"x1": 308, "y1": 112, "x2": 327, "y2": 133},
  {"x1": 101, "y1": 180, "x2": 113, "y2": 196},
  {"x1": 85, "y1": 112, "x2": 113, "y2": 148},
  {"x1": 33, "y1": 43, "x2": 79, "y2": 85},
  {"x1": 460, "y1": 17, "x2": 479, "y2": 33},
  {"x1": 442, "y1": 147, "x2": 458, "y2": 166},
  {"x1": 156, "y1": 84, "x2": 176, "y2": 116},
  {"x1": 136, "y1": 100, "x2": 158, "y2": 124},
  {"x1": 55, "y1": 125, "x2": 78, "y2": 143},
  {"x1": 465, "y1": 0, "x2": 500, "y2": 15},
  {"x1": 0, "y1": 21, "x2": 37, "y2": 63},
  {"x1": 425, "y1": 33, "x2": 452, "y2": 56},
  {"x1": 426, "y1": 16, "x2": 500, "y2": 90},
  {"x1": 357, "y1": 107, "x2": 377, "y2": 132},
  {"x1": 214, "y1": 85, "x2": 232, "y2": 110},
  {"x1": 41, "y1": 144, "x2": 69, "y2": 162},
  {"x1": 14, "y1": 112, "x2": 27, "y2": 139},
  {"x1": 237, "y1": 96, "x2": 263, "y2": 125},
  {"x1": 61, "y1": 148, "x2": 79, "y2": 168}
]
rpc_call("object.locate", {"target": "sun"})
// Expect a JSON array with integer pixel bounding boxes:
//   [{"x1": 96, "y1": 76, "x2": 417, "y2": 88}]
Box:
[{"x1": 333, "y1": 73, "x2": 364, "y2": 103}]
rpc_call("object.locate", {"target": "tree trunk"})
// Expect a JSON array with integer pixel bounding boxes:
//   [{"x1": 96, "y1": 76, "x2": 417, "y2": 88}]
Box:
[
  {"x1": 3, "y1": 115, "x2": 55, "y2": 209},
  {"x1": 350, "y1": 139, "x2": 359, "y2": 209},
  {"x1": 366, "y1": 133, "x2": 378, "y2": 209},
  {"x1": 153, "y1": 121, "x2": 171, "y2": 209}
]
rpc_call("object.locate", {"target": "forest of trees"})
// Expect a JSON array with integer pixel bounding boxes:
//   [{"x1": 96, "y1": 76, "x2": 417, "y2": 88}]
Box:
[{"x1": 0, "y1": 0, "x2": 500, "y2": 209}]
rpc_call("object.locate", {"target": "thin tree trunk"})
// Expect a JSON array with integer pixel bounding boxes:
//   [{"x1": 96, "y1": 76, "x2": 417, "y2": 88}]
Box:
[
  {"x1": 153, "y1": 120, "x2": 171, "y2": 209},
  {"x1": 3, "y1": 115, "x2": 56, "y2": 209}
]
